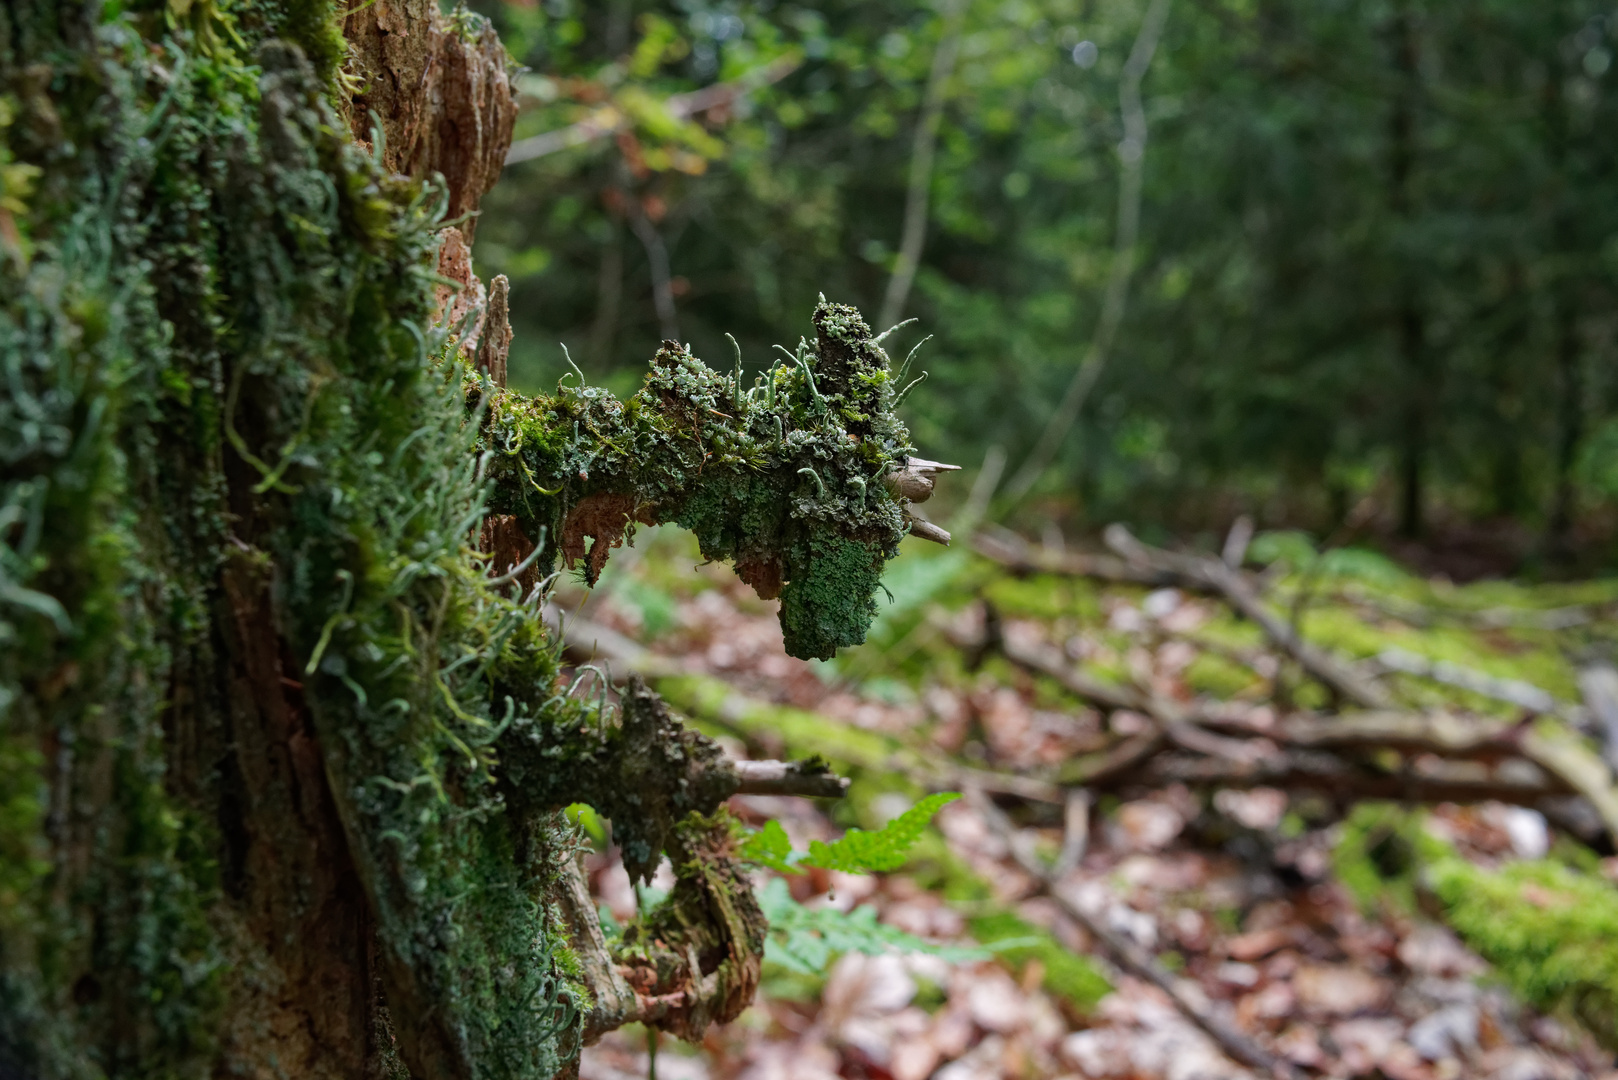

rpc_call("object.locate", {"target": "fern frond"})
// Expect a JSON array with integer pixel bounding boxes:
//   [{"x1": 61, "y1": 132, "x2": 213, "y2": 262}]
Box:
[
  {"x1": 756, "y1": 878, "x2": 989, "y2": 974},
  {"x1": 740, "y1": 792, "x2": 960, "y2": 876},
  {"x1": 803, "y1": 792, "x2": 959, "y2": 873},
  {"x1": 739, "y1": 818, "x2": 797, "y2": 873}
]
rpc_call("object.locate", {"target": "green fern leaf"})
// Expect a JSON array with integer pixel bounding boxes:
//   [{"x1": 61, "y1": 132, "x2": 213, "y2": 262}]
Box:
[
  {"x1": 802, "y1": 792, "x2": 959, "y2": 873},
  {"x1": 741, "y1": 792, "x2": 959, "y2": 877},
  {"x1": 739, "y1": 818, "x2": 797, "y2": 873},
  {"x1": 756, "y1": 877, "x2": 988, "y2": 974}
]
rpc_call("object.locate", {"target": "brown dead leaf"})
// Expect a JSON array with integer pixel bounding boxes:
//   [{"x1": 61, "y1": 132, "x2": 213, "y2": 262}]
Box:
[
  {"x1": 1116, "y1": 799, "x2": 1185, "y2": 852},
  {"x1": 966, "y1": 968, "x2": 1029, "y2": 1034},
  {"x1": 1294, "y1": 963, "x2": 1390, "y2": 1016},
  {"x1": 1226, "y1": 927, "x2": 1294, "y2": 962},
  {"x1": 1397, "y1": 925, "x2": 1486, "y2": 978}
]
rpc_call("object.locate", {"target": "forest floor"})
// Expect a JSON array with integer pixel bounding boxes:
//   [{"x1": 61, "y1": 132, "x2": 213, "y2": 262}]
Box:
[{"x1": 556, "y1": 523, "x2": 1618, "y2": 1080}]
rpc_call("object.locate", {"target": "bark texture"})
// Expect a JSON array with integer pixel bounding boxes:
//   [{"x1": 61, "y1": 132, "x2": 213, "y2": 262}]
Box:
[{"x1": 343, "y1": 0, "x2": 516, "y2": 241}]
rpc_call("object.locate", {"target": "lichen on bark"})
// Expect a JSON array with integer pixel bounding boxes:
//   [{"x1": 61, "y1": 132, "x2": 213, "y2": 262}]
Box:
[
  {"x1": 0, "y1": 3, "x2": 937, "y2": 1077},
  {"x1": 478, "y1": 297, "x2": 918, "y2": 662}
]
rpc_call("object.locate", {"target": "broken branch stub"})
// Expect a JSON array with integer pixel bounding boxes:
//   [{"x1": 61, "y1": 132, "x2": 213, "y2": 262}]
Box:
[
  {"x1": 889, "y1": 455, "x2": 961, "y2": 545},
  {"x1": 733, "y1": 758, "x2": 852, "y2": 798},
  {"x1": 502, "y1": 671, "x2": 846, "y2": 1046}
]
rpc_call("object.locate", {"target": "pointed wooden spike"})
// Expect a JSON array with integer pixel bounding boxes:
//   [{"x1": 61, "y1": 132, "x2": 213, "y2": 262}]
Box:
[
  {"x1": 904, "y1": 456, "x2": 962, "y2": 474},
  {"x1": 906, "y1": 516, "x2": 952, "y2": 546}
]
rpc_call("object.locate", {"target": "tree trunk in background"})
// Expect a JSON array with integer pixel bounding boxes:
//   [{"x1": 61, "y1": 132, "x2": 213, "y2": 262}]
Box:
[
  {"x1": 1545, "y1": 69, "x2": 1584, "y2": 564},
  {"x1": 1388, "y1": 0, "x2": 1429, "y2": 540},
  {"x1": 1550, "y1": 295, "x2": 1585, "y2": 560},
  {"x1": 1396, "y1": 305, "x2": 1429, "y2": 540},
  {"x1": 1488, "y1": 266, "x2": 1530, "y2": 520}
]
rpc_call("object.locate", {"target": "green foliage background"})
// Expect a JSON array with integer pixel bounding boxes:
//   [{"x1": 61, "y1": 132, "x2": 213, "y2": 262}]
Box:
[{"x1": 472, "y1": 0, "x2": 1618, "y2": 558}]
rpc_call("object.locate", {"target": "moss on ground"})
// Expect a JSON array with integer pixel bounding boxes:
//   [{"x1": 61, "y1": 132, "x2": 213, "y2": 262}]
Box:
[{"x1": 1336, "y1": 803, "x2": 1618, "y2": 1048}]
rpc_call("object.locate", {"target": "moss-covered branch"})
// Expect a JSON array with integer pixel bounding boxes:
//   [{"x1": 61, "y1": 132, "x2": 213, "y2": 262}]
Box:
[{"x1": 479, "y1": 300, "x2": 925, "y2": 661}]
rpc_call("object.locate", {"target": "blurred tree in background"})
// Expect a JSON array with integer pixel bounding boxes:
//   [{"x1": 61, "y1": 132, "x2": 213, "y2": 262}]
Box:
[{"x1": 472, "y1": 0, "x2": 1618, "y2": 572}]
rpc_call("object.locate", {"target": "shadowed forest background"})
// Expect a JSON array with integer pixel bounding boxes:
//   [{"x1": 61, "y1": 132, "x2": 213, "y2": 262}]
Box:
[{"x1": 474, "y1": 0, "x2": 1618, "y2": 576}]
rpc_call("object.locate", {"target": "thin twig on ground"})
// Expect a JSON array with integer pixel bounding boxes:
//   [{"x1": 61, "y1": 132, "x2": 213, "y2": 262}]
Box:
[
  {"x1": 965, "y1": 788, "x2": 1303, "y2": 1080},
  {"x1": 973, "y1": 525, "x2": 1391, "y2": 708},
  {"x1": 944, "y1": 606, "x2": 1618, "y2": 839}
]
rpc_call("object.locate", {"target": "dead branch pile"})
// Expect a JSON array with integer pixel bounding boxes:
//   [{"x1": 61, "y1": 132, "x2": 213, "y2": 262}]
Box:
[{"x1": 967, "y1": 525, "x2": 1618, "y2": 849}]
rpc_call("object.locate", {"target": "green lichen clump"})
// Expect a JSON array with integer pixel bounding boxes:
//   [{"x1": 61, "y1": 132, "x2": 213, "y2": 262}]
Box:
[
  {"x1": 498, "y1": 675, "x2": 739, "y2": 887},
  {"x1": 481, "y1": 301, "x2": 921, "y2": 660}
]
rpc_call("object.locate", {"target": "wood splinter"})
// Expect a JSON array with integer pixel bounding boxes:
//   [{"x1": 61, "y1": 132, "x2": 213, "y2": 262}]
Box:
[
  {"x1": 906, "y1": 514, "x2": 953, "y2": 546},
  {"x1": 892, "y1": 455, "x2": 961, "y2": 545}
]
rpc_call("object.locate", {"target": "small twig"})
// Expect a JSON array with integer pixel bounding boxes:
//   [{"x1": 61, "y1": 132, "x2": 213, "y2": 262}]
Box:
[
  {"x1": 1051, "y1": 790, "x2": 1091, "y2": 880},
  {"x1": 1221, "y1": 514, "x2": 1254, "y2": 569},
  {"x1": 1102, "y1": 524, "x2": 1393, "y2": 710},
  {"x1": 965, "y1": 788, "x2": 1301, "y2": 1079},
  {"x1": 732, "y1": 759, "x2": 850, "y2": 798}
]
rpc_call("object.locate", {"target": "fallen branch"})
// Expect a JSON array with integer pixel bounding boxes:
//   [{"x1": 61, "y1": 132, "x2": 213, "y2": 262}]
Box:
[
  {"x1": 1583, "y1": 662, "x2": 1618, "y2": 772},
  {"x1": 946, "y1": 605, "x2": 1618, "y2": 842},
  {"x1": 1131, "y1": 751, "x2": 1572, "y2": 808},
  {"x1": 973, "y1": 526, "x2": 1170, "y2": 587},
  {"x1": 549, "y1": 607, "x2": 1063, "y2": 805},
  {"x1": 1336, "y1": 584, "x2": 1604, "y2": 631},
  {"x1": 1372, "y1": 646, "x2": 1588, "y2": 729},
  {"x1": 965, "y1": 788, "x2": 1302, "y2": 1080},
  {"x1": 972, "y1": 525, "x2": 1393, "y2": 709},
  {"x1": 1101, "y1": 524, "x2": 1392, "y2": 709}
]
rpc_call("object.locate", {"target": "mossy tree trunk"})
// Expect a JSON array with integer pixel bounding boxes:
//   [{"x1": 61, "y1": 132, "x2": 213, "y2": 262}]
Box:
[{"x1": 0, "y1": 5, "x2": 936, "y2": 1078}]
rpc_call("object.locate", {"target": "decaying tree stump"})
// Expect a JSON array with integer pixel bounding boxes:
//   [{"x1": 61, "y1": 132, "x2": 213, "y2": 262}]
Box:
[{"x1": 0, "y1": 6, "x2": 947, "y2": 1077}]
